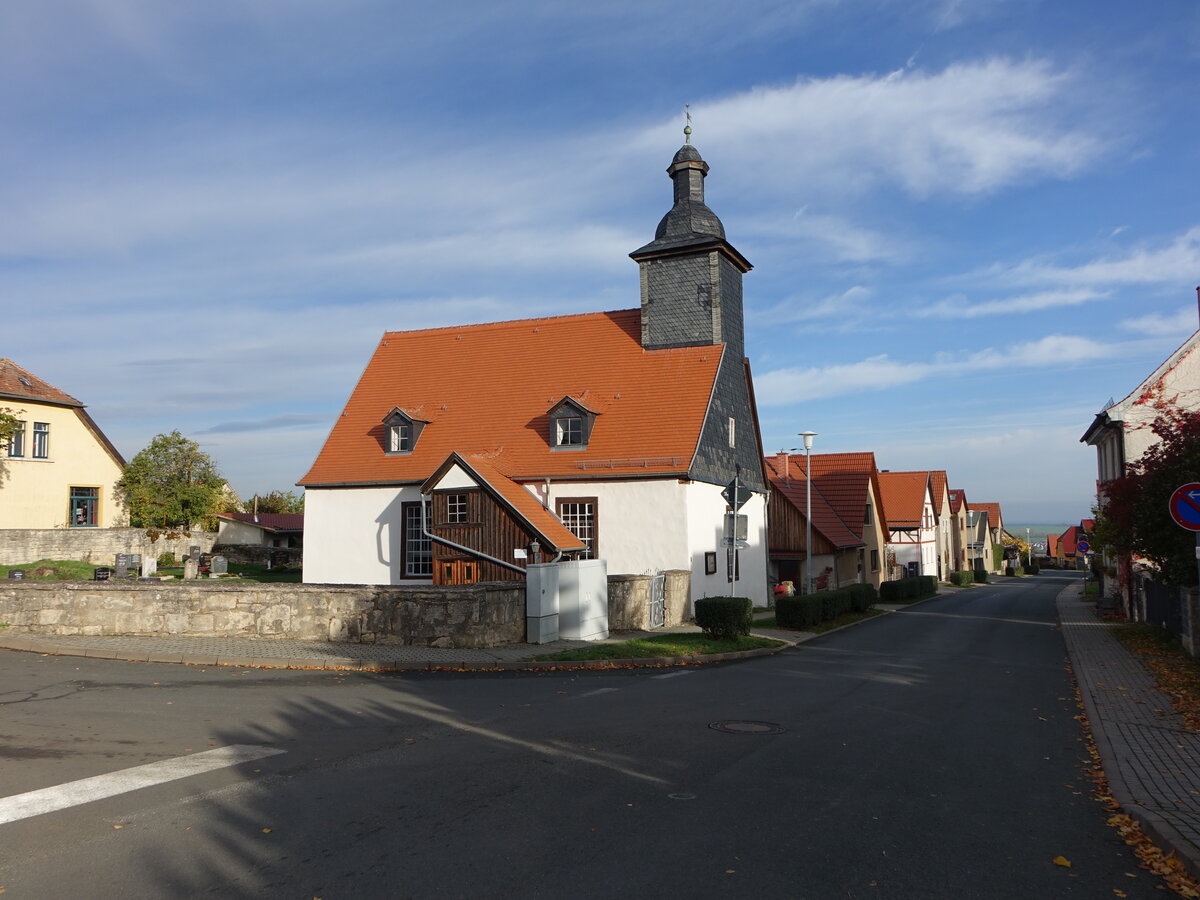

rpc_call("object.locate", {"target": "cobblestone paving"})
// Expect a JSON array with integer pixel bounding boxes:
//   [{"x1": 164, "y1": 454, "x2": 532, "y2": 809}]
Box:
[{"x1": 1058, "y1": 586, "x2": 1200, "y2": 869}]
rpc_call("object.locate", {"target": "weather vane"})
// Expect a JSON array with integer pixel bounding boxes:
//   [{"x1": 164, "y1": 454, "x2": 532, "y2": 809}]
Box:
[{"x1": 684, "y1": 104, "x2": 692, "y2": 144}]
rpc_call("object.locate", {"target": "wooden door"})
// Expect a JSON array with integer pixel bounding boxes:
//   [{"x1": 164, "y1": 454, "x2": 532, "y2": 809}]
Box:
[{"x1": 438, "y1": 559, "x2": 479, "y2": 585}]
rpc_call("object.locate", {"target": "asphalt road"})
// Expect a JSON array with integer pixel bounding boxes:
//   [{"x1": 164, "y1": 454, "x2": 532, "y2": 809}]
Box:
[{"x1": 0, "y1": 571, "x2": 1166, "y2": 898}]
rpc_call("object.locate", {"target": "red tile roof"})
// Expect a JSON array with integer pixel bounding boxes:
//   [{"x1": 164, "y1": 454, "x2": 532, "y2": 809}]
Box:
[
  {"x1": 1059, "y1": 525, "x2": 1079, "y2": 555},
  {"x1": 0, "y1": 358, "x2": 83, "y2": 407},
  {"x1": 878, "y1": 471, "x2": 930, "y2": 528},
  {"x1": 300, "y1": 310, "x2": 724, "y2": 487},
  {"x1": 219, "y1": 512, "x2": 304, "y2": 532},
  {"x1": 929, "y1": 470, "x2": 949, "y2": 509},
  {"x1": 948, "y1": 489, "x2": 966, "y2": 514},
  {"x1": 764, "y1": 455, "x2": 863, "y2": 549},
  {"x1": 425, "y1": 453, "x2": 587, "y2": 553},
  {"x1": 802, "y1": 452, "x2": 887, "y2": 537},
  {"x1": 968, "y1": 502, "x2": 1003, "y2": 531}
]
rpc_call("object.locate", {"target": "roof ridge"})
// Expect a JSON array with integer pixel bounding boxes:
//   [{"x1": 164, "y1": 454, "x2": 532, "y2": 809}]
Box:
[{"x1": 381, "y1": 308, "x2": 639, "y2": 339}]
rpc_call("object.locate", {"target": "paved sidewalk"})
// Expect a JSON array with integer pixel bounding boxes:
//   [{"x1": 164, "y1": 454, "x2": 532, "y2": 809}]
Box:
[{"x1": 1058, "y1": 582, "x2": 1200, "y2": 877}]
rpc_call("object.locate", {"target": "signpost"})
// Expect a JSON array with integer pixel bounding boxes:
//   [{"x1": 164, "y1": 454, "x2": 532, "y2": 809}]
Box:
[{"x1": 1169, "y1": 482, "x2": 1200, "y2": 588}]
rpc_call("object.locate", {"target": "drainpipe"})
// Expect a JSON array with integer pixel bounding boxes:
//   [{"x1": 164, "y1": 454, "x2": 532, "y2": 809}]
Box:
[{"x1": 420, "y1": 494, "x2": 528, "y2": 575}]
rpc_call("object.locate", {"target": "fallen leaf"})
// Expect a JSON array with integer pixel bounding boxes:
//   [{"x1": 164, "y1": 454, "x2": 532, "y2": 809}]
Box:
[
  {"x1": 1114, "y1": 890, "x2": 1128, "y2": 897},
  {"x1": 262, "y1": 828, "x2": 272, "y2": 834},
  {"x1": 1053, "y1": 856, "x2": 1072, "y2": 868},
  {"x1": 724, "y1": 869, "x2": 735, "y2": 874},
  {"x1": 112, "y1": 825, "x2": 123, "y2": 830}
]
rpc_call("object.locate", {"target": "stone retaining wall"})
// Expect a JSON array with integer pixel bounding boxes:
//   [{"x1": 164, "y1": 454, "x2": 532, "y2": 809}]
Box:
[
  {"x1": 0, "y1": 580, "x2": 525, "y2": 649},
  {"x1": 607, "y1": 570, "x2": 690, "y2": 630},
  {"x1": 0, "y1": 570, "x2": 693, "y2": 648},
  {"x1": 0, "y1": 528, "x2": 217, "y2": 567},
  {"x1": 210, "y1": 543, "x2": 303, "y2": 568}
]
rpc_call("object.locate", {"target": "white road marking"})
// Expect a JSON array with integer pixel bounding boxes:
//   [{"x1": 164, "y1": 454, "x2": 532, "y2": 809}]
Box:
[
  {"x1": 577, "y1": 687, "x2": 620, "y2": 698},
  {"x1": 0, "y1": 744, "x2": 286, "y2": 825},
  {"x1": 651, "y1": 671, "x2": 693, "y2": 680}
]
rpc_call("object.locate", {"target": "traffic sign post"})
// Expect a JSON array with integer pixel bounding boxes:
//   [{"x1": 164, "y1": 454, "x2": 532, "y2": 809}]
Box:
[{"x1": 1168, "y1": 483, "x2": 1200, "y2": 589}]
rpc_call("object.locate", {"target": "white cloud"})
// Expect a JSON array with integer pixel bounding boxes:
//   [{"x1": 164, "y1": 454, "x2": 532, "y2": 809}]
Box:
[
  {"x1": 755, "y1": 334, "x2": 1111, "y2": 403},
  {"x1": 915, "y1": 289, "x2": 1104, "y2": 318},
  {"x1": 986, "y1": 227, "x2": 1200, "y2": 289},
  {"x1": 1120, "y1": 305, "x2": 1200, "y2": 337},
  {"x1": 754, "y1": 285, "x2": 875, "y2": 325},
  {"x1": 634, "y1": 57, "x2": 1111, "y2": 198}
]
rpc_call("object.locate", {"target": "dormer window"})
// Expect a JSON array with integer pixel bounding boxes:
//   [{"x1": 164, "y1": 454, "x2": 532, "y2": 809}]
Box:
[
  {"x1": 547, "y1": 397, "x2": 597, "y2": 450},
  {"x1": 382, "y1": 407, "x2": 427, "y2": 455}
]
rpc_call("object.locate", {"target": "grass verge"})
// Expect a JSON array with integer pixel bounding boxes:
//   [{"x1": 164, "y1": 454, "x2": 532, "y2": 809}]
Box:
[{"x1": 531, "y1": 633, "x2": 783, "y2": 661}]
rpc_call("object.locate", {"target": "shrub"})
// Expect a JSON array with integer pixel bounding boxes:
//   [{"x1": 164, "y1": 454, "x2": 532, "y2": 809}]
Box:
[
  {"x1": 847, "y1": 582, "x2": 878, "y2": 612},
  {"x1": 694, "y1": 596, "x2": 752, "y2": 640},
  {"x1": 157, "y1": 551, "x2": 176, "y2": 567},
  {"x1": 951, "y1": 570, "x2": 974, "y2": 587},
  {"x1": 973, "y1": 568, "x2": 989, "y2": 584},
  {"x1": 1026, "y1": 563, "x2": 1040, "y2": 575},
  {"x1": 880, "y1": 574, "x2": 938, "y2": 602},
  {"x1": 776, "y1": 593, "x2": 824, "y2": 628}
]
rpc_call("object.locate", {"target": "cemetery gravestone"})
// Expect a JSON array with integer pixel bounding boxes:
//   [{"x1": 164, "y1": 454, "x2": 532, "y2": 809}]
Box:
[
  {"x1": 211, "y1": 556, "x2": 228, "y2": 575},
  {"x1": 8, "y1": 569, "x2": 25, "y2": 580},
  {"x1": 183, "y1": 558, "x2": 199, "y2": 580},
  {"x1": 93, "y1": 568, "x2": 111, "y2": 581}
]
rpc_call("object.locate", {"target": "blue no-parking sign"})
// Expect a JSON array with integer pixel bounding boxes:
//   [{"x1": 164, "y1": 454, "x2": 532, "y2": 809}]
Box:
[{"x1": 1169, "y1": 483, "x2": 1200, "y2": 532}]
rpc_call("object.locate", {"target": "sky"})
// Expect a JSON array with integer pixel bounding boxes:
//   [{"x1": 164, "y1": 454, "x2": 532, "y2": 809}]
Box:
[{"x1": 4, "y1": 0, "x2": 1199, "y2": 524}]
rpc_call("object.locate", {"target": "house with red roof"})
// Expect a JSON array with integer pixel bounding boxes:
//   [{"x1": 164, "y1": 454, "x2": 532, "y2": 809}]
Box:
[
  {"x1": 300, "y1": 140, "x2": 769, "y2": 606},
  {"x1": 216, "y1": 512, "x2": 304, "y2": 549},
  {"x1": 765, "y1": 451, "x2": 888, "y2": 591},
  {"x1": 946, "y1": 488, "x2": 972, "y2": 573},
  {"x1": 0, "y1": 359, "x2": 127, "y2": 529},
  {"x1": 968, "y1": 502, "x2": 1005, "y2": 573},
  {"x1": 878, "y1": 471, "x2": 938, "y2": 577}
]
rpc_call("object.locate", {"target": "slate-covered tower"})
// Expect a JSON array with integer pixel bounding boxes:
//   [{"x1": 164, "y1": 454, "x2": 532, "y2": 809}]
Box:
[
  {"x1": 630, "y1": 141, "x2": 752, "y2": 357},
  {"x1": 630, "y1": 139, "x2": 765, "y2": 493}
]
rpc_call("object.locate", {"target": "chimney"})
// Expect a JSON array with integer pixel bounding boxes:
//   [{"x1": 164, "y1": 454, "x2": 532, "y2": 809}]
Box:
[{"x1": 774, "y1": 451, "x2": 790, "y2": 481}]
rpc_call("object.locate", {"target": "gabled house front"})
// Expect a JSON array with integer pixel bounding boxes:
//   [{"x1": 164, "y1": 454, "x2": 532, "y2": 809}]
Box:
[
  {"x1": 968, "y1": 501, "x2": 1005, "y2": 572},
  {"x1": 947, "y1": 488, "x2": 970, "y2": 573},
  {"x1": 878, "y1": 471, "x2": 937, "y2": 578},
  {"x1": 300, "y1": 139, "x2": 770, "y2": 606},
  {"x1": 764, "y1": 452, "x2": 865, "y2": 593},
  {"x1": 928, "y1": 470, "x2": 954, "y2": 579},
  {"x1": 0, "y1": 359, "x2": 127, "y2": 529}
]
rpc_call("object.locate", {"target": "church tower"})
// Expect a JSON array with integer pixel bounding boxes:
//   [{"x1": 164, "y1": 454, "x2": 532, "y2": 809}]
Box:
[{"x1": 630, "y1": 136, "x2": 752, "y2": 356}]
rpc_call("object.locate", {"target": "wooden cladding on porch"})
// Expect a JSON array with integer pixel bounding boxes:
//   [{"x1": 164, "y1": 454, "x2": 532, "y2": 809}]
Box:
[{"x1": 429, "y1": 488, "x2": 538, "y2": 584}]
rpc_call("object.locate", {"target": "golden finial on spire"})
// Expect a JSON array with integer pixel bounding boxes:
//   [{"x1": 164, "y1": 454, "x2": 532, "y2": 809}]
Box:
[{"x1": 684, "y1": 104, "x2": 692, "y2": 144}]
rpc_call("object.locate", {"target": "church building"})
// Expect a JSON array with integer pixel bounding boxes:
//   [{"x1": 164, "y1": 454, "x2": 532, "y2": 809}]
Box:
[{"x1": 299, "y1": 136, "x2": 769, "y2": 606}]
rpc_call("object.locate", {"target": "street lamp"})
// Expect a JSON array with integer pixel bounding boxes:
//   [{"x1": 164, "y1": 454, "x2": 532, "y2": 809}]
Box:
[{"x1": 799, "y1": 431, "x2": 818, "y2": 595}]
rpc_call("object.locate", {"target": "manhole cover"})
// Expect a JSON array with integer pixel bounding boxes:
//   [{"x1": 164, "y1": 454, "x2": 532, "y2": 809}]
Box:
[{"x1": 708, "y1": 720, "x2": 786, "y2": 735}]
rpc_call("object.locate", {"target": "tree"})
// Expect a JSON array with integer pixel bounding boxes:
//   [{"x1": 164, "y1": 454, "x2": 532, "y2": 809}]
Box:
[
  {"x1": 246, "y1": 489, "x2": 304, "y2": 514},
  {"x1": 1095, "y1": 409, "x2": 1200, "y2": 586},
  {"x1": 117, "y1": 431, "x2": 229, "y2": 530},
  {"x1": 0, "y1": 407, "x2": 21, "y2": 452}
]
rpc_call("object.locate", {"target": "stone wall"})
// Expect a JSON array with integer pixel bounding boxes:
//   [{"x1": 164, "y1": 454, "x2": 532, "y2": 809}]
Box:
[
  {"x1": 607, "y1": 570, "x2": 690, "y2": 630},
  {"x1": 210, "y1": 543, "x2": 303, "y2": 568},
  {"x1": 0, "y1": 569, "x2": 691, "y2": 648},
  {"x1": 0, "y1": 580, "x2": 525, "y2": 649},
  {"x1": 0, "y1": 528, "x2": 216, "y2": 567}
]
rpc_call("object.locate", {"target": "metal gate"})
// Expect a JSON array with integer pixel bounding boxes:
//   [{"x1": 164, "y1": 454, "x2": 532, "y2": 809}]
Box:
[{"x1": 649, "y1": 573, "x2": 666, "y2": 629}]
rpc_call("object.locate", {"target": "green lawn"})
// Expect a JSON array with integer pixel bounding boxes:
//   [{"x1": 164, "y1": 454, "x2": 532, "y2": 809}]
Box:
[{"x1": 531, "y1": 632, "x2": 783, "y2": 661}]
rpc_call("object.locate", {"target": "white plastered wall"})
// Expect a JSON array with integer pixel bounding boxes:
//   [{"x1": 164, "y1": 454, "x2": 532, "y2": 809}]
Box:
[
  {"x1": 303, "y1": 485, "x2": 424, "y2": 585},
  {"x1": 217, "y1": 519, "x2": 268, "y2": 545}
]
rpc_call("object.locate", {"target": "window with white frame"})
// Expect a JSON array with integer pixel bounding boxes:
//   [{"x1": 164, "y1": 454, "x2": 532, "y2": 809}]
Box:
[
  {"x1": 555, "y1": 415, "x2": 583, "y2": 447},
  {"x1": 447, "y1": 493, "x2": 468, "y2": 524},
  {"x1": 557, "y1": 498, "x2": 597, "y2": 559},
  {"x1": 32, "y1": 422, "x2": 49, "y2": 459},
  {"x1": 728, "y1": 417, "x2": 736, "y2": 448},
  {"x1": 402, "y1": 502, "x2": 432, "y2": 577},
  {"x1": 388, "y1": 423, "x2": 410, "y2": 453}
]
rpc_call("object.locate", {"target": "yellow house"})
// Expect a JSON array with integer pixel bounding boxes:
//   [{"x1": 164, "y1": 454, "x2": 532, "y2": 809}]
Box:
[{"x1": 0, "y1": 359, "x2": 128, "y2": 529}]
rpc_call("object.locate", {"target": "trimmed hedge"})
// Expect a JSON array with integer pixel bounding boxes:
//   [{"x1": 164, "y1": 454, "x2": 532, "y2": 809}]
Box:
[
  {"x1": 879, "y1": 574, "x2": 937, "y2": 602},
  {"x1": 1004, "y1": 566, "x2": 1025, "y2": 577},
  {"x1": 694, "y1": 596, "x2": 753, "y2": 640},
  {"x1": 973, "y1": 567, "x2": 989, "y2": 584},
  {"x1": 950, "y1": 570, "x2": 974, "y2": 587},
  {"x1": 1025, "y1": 563, "x2": 1040, "y2": 575},
  {"x1": 775, "y1": 583, "x2": 878, "y2": 629}
]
